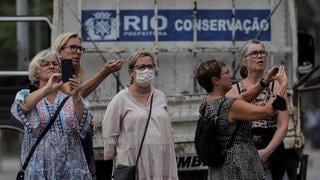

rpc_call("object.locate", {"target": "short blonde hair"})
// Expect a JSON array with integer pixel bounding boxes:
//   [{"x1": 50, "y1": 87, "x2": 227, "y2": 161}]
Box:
[
  {"x1": 51, "y1": 32, "x2": 84, "y2": 77},
  {"x1": 28, "y1": 49, "x2": 59, "y2": 87},
  {"x1": 128, "y1": 51, "x2": 155, "y2": 70},
  {"x1": 128, "y1": 51, "x2": 155, "y2": 84}
]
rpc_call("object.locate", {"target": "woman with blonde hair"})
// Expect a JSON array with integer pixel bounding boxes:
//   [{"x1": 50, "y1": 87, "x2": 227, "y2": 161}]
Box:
[{"x1": 52, "y1": 32, "x2": 123, "y2": 178}]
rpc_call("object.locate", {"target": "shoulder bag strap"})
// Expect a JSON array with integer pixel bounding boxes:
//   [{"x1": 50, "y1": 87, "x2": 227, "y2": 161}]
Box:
[
  {"x1": 236, "y1": 82, "x2": 242, "y2": 95},
  {"x1": 227, "y1": 121, "x2": 240, "y2": 148},
  {"x1": 20, "y1": 96, "x2": 70, "y2": 172},
  {"x1": 214, "y1": 99, "x2": 226, "y2": 123},
  {"x1": 135, "y1": 94, "x2": 154, "y2": 167}
]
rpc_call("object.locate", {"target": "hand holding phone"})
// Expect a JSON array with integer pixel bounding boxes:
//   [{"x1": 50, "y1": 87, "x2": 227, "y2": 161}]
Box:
[
  {"x1": 272, "y1": 67, "x2": 279, "y2": 76},
  {"x1": 61, "y1": 59, "x2": 75, "y2": 82}
]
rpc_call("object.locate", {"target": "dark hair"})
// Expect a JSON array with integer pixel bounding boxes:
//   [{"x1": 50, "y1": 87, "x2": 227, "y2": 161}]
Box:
[{"x1": 196, "y1": 59, "x2": 226, "y2": 93}]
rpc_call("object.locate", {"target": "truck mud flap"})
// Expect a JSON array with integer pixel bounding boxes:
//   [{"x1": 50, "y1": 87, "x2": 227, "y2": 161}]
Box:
[{"x1": 297, "y1": 154, "x2": 308, "y2": 180}]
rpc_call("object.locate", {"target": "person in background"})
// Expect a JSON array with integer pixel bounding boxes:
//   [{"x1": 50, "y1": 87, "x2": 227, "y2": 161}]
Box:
[
  {"x1": 227, "y1": 39, "x2": 289, "y2": 180},
  {"x1": 51, "y1": 32, "x2": 123, "y2": 179},
  {"x1": 11, "y1": 50, "x2": 92, "y2": 179},
  {"x1": 196, "y1": 59, "x2": 288, "y2": 180},
  {"x1": 102, "y1": 51, "x2": 179, "y2": 180}
]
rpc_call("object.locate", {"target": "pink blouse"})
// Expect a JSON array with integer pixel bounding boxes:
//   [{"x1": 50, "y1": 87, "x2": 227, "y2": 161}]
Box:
[{"x1": 102, "y1": 87, "x2": 178, "y2": 180}]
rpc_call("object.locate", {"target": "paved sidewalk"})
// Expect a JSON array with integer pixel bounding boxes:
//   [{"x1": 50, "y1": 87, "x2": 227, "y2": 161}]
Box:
[{"x1": 0, "y1": 158, "x2": 20, "y2": 180}]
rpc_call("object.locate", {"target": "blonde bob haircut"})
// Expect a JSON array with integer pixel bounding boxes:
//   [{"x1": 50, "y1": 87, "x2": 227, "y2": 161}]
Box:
[
  {"x1": 51, "y1": 32, "x2": 84, "y2": 78},
  {"x1": 128, "y1": 51, "x2": 155, "y2": 84}
]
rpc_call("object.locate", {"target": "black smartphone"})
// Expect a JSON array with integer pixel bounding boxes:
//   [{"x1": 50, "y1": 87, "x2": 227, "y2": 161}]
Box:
[
  {"x1": 272, "y1": 67, "x2": 279, "y2": 75},
  {"x1": 61, "y1": 59, "x2": 75, "y2": 82}
]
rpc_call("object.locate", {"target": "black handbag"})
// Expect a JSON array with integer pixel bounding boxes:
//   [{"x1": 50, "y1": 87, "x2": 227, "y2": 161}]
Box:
[
  {"x1": 16, "y1": 96, "x2": 69, "y2": 180},
  {"x1": 113, "y1": 94, "x2": 154, "y2": 180}
]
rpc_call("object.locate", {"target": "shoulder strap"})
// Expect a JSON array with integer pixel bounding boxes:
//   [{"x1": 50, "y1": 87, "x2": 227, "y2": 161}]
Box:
[
  {"x1": 214, "y1": 99, "x2": 226, "y2": 123},
  {"x1": 20, "y1": 96, "x2": 70, "y2": 172},
  {"x1": 271, "y1": 80, "x2": 275, "y2": 92},
  {"x1": 227, "y1": 121, "x2": 240, "y2": 148},
  {"x1": 200, "y1": 101, "x2": 207, "y2": 118},
  {"x1": 236, "y1": 82, "x2": 242, "y2": 95},
  {"x1": 135, "y1": 94, "x2": 154, "y2": 166}
]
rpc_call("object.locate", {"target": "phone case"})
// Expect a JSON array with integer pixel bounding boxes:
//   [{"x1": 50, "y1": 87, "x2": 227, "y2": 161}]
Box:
[{"x1": 61, "y1": 59, "x2": 75, "y2": 82}]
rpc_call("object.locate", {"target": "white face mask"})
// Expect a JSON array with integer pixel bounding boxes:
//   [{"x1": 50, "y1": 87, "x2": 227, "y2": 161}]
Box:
[{"x1": 135, "y1": 68, "x2": 154, "y2": 87}]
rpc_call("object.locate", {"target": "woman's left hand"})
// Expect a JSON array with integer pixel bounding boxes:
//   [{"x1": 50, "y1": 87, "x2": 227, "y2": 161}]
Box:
[
  {"x1": 264, "y1": 66, "x2": 279, "y2": 83},
  {"x1": 103, "y1": 59, "x2": 123, "y2": 73},
  {"x1": 67, "y1": 75, "x2": 81, "y2": 97}
]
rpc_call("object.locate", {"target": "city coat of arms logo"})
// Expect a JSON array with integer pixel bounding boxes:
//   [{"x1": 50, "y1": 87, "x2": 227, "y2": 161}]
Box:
[{"x1": 84, "y1": 12, "x2": 116, "y2": 40}]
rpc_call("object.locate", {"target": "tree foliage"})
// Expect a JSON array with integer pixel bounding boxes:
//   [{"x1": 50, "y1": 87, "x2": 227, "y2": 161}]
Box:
[{"x1": 0, "y1": 0, "x2": 52, "y2": 70}]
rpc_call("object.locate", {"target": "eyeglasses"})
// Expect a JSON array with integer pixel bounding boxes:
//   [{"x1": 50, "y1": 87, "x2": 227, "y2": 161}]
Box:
[
  {"x1": 134, "y1": 64, "x2": 155, "y2": 70},
  {"x1": 243, "y1": 50, "x2": 268, "y2": 58},
  {"x1": 63, "y1": 45, "x2": 86, "y2": 54},
  {"x1": 40, "y1": 60, "x2": 60, "y2": 67}
]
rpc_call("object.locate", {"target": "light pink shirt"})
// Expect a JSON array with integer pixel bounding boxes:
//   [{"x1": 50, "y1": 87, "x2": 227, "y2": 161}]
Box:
[{"x1": 102, "y1": 87, "x2": 178, "y2": 180}]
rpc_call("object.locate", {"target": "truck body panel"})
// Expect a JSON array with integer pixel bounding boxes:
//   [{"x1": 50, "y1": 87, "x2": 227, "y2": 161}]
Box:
[{"x1": 52, "y1": 0, "x2": 302, "y2": 173}]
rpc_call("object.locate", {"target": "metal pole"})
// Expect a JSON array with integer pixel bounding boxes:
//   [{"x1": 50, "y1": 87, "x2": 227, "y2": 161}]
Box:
[
  {"x1": 193, "y1": 0, "x2": 198, "y2": 93},
  {"x1": 153, "y1": 0, "x2": 159, "y2": 89},
  {"x1": 16, "y1": 0, "x2": 29, "y2": 71},
  {"x1": 34, "y1": 0, "x2": 42, "y2": 52},
  {"x1": 231, "y1": 0, "x2": 237, "y2": 77}
]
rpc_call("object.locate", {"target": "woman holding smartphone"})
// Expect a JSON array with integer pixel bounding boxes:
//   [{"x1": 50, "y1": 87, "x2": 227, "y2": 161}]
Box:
[
  {"x1": 11, "y1": 50, "x2": 92, "y2": 179},
  {"x1": 52, "y1": 32, "x2": 123, "y2": 179},
  {"x1": 227, "y1": 39, "x2": 289, "y2": 180}
]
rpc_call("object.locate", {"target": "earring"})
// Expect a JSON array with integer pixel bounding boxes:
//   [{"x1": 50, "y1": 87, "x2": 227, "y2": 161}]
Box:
[{"x1": 240, "y1": 65, "x2": 248, "y2": 78}]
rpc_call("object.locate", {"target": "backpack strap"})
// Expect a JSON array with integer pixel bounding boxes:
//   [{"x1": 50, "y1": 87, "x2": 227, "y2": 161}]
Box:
[
  {"x1": 227, "y1": 121, "x2": 240, "y2": 148},
  {"x1": 214, "y1": 99, "x2": 226, "y2": 123}
]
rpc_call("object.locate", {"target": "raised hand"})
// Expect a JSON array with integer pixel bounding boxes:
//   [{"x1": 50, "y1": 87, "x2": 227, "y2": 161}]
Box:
[
  {"x1": 44, "y1": 73, "x2": 63, "y2": 94},
  {"x1": 103, "y1": 59, "x2": 123, "y2": 73},
  {"x1": 264, "y1": 66, "x2": 279, "y2": 83},
  {"x1": 67, "y1": 75, "x2": 81, "y2": 97},
  {"x1": 275, "y1": 65, "x2": 288, "y2": 86}
]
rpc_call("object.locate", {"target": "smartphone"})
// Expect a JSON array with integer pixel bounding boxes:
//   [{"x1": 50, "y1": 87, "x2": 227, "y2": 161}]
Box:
[
  {"x1": 272, "y1": 67, "x2": 279, "y2": 75},
  {"x1": 61, "y1": 59, "x2": 75, "y2": 82}
]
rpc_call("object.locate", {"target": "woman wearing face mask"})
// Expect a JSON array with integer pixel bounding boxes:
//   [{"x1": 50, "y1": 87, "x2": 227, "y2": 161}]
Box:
[{"x1": 102, "y1": 51, "x2": 179, "y2": 180}]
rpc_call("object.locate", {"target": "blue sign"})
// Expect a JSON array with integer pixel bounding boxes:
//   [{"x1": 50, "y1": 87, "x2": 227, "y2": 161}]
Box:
[{"x1": 82, "y1": 9, "x2": 270, "y2": 42}]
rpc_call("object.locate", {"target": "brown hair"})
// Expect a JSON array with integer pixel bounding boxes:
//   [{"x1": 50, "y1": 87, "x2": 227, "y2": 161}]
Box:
[{"x1": 196, "y1": 59, "x2": 226, "y2": 93}]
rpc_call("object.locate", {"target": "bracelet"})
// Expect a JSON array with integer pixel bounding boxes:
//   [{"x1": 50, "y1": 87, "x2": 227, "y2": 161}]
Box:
[
  {"x1": 260, "y1": 78, "x2": 269, "y2": 88},
  {"x1": 73, "y1": 94, "x2": 82, "y2": 102},
  {"x1": 272, "y1": 95, "x2": 287, "y2": 111}
]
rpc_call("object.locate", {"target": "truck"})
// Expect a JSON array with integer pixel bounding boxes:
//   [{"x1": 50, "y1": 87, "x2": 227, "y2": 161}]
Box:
[
  {"x1": 1, "y1": 0, "x2": 317, "y2": 179},
  {"x1": 51, "y1": 0, "x2": 311, "y2": 179}
]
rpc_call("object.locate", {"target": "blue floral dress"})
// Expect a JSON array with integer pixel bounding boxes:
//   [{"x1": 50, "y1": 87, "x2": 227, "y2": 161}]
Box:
[{"x1": 11, "y1": 89, "x2": 92, "y2": 180}]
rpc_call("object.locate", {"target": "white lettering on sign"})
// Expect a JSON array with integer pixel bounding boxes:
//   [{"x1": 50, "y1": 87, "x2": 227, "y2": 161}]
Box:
[
  {"x1": 124, "y1": 15, "x2": 168, "y2": 31},
  {"x1": 174, "y1": 17, "x2": 269, "y2": 34}
]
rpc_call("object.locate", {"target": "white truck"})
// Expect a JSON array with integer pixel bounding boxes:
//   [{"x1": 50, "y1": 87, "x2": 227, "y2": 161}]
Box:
[{"x1": 50, "y1": 0, "x2": 308, "y2": 179}]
